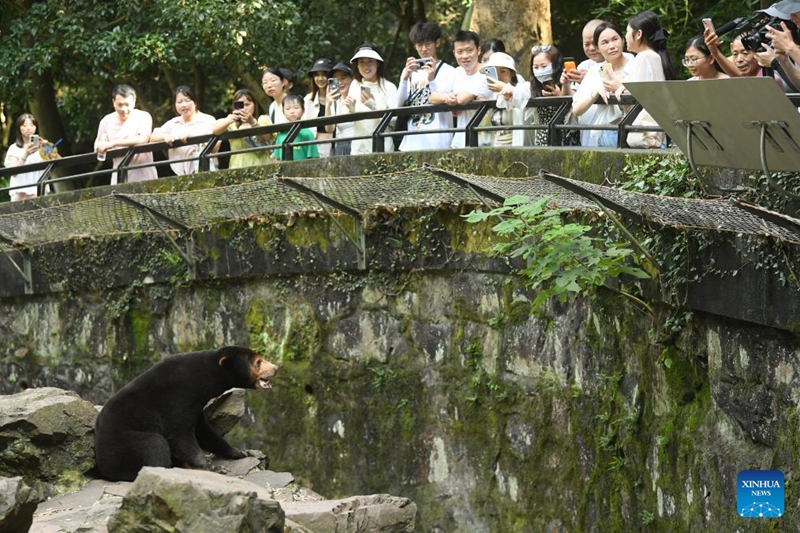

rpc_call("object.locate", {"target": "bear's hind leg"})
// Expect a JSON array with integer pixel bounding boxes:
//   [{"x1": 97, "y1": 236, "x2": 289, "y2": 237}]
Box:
[{"x1": 97, "y1": 431, "x2": 171, "y2": 481}]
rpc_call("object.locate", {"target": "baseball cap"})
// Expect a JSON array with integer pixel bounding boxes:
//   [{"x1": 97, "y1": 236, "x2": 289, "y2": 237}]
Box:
[
  {"x1": 773, "y1": 0, "x2": 800, "y2": 15},
  {"x1": 759, "y1": 2, "x2": 792, "y2": 18},
  {"x1": 330, "y1": 62, "x2": 353, "y2": 76}
]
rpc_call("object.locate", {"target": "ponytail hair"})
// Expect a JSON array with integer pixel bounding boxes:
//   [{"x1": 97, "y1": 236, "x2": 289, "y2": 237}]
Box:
[{"x1": 629, "y1": 10, "x2": 676, "y2": 80}]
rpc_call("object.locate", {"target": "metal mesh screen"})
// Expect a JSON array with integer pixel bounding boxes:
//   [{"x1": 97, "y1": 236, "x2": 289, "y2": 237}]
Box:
[{"x1": 1, "y1": 167, "x2": 798, "y2": 252}]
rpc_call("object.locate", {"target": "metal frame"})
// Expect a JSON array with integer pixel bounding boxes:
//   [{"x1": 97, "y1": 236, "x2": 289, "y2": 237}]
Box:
[
  {"x1": 276, "y1": 177, "x2": 366, "y2": 269},
  {"x1": 111, "y1": 192, "x2": 198, "y2": 279},
  {"x1": 0, "y1": 230, "x2": 33, "y2": 294}
]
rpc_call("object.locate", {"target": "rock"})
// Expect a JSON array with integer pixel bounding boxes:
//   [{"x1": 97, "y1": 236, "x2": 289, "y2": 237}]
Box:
[
  {"x1": 32, "y1": 479, "x2": 129, "y2": 533},
  {"x1": 282, "y1": 494, "x2": 417, "y2": 533},
  {"x1": 107, "y1": 467, "x2": 284, "y2": 533},
  {"x1": 204, "y1": 388, "x2": 247, "y2": 436},
  {"x1": 0, "y1": 476, "x2": 39, "y2": 533},
  {"x1": 0, "y1": 388, "x2": 97, "y2": 488}
]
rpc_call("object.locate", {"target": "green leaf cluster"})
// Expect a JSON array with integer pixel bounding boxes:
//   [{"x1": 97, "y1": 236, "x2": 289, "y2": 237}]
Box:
[{"x1": 464, "y1": 195, "x2": 649, "y2": 309}]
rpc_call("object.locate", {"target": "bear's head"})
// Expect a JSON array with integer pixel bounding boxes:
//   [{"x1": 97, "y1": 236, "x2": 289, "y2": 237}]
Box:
[{"x1": 217, "y1": 346, "x2": 279, "y2": 390}]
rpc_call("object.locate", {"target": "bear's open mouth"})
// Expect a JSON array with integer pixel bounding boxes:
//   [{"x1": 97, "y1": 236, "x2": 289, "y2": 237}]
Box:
[{"x1": 258, "y1": 379, "x2": 272, "y2": 390}]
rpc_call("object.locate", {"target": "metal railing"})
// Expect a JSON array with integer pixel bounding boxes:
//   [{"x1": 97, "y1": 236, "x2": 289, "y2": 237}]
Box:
[{"x1": 2, "y1": 93, "x2": 798, "y2": 199}]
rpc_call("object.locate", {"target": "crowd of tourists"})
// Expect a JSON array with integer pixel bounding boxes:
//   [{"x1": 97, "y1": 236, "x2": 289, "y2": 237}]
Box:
[{"x1": 4, "y1": 1, "x2": 800, "y2": 201}]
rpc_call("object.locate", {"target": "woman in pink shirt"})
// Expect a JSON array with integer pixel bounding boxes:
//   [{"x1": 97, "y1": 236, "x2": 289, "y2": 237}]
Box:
[{"x1": 150, "y1": 86, "x2": 217, "y2": 176}]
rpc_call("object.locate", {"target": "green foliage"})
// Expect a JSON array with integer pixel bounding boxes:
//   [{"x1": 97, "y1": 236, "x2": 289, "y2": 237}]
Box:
[
  {"x1": 0, "y1": 0, "x2": 469, "y2": 154},
  {"x1": 615, "y1": 154, "x2": 703, "y2": 198},
  {"x1": 464, "y1": 195, "x2": 649, "y2": 309}
]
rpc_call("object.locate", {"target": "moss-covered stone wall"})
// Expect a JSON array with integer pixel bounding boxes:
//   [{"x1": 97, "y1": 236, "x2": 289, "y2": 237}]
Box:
[
  {"x1": 1, "y1": 148, "x2": 796, "y2": 530},
  {"x1": 1, "y1": 200, "x2": 799, "y2": 531}
]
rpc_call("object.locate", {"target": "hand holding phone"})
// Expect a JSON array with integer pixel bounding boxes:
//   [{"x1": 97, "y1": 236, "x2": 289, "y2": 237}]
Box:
[
  {"x1": 702, "y1": 18, "x2": 715, "y2": 34},
  {"x1": 328, "y1": 77, "x2": 340, "y2": 93},
  {"x1": 563, "y1": 58, "x2": 576, "y2": 72},
  {"x1": 30, "y1": 134, "x2": 39, "y2": 146},
  {"x1": 233, "y1": 101, "x2": 245, "y2": 110},
  {"x1": 480, "y1": 66, "x2": 498, "y2": 81},
  {"x1": 361, "y1": 86, "x2": 372, "y2": 97}
]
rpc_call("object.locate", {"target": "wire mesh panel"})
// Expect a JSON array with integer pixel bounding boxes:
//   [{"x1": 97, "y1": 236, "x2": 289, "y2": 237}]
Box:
[
  {"x1": 287, "y1": 170, "x2": 469, "y2": 211},
  {"x1": 1, "y1": 167, "x2": 798, "y2": 253}
]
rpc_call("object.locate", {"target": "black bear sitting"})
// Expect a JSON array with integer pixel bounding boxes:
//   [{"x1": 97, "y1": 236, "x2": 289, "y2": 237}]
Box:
[{"x1": 94, "y1": 346, "x2": 278, "y2": 481}]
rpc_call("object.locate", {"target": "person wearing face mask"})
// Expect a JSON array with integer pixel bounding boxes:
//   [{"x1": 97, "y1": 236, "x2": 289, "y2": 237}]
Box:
[{"x1": 490, "y1": 46, "x2": 566, "y2": 146}]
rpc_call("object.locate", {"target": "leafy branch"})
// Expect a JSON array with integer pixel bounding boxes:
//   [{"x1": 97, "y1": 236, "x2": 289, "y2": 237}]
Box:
[{"x1": 463, "y1": 195, "x2": 650, "y2": 310}]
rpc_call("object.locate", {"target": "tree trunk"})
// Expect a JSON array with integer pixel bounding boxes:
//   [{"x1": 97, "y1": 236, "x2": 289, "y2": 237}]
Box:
[
  {"x1": 469, "y1": 0, "x2": 552, "y2": 81},
  {"x1": 28, "y1": 68, "x2": 70, "y2": 156}
]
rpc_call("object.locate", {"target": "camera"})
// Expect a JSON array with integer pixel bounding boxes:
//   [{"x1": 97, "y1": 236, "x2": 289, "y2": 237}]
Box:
[
  {"x1": 716, "y1": 11, "x2": 799, "y2": 52},
  {"x1": 233, "y1": 101, "x2": 245, "y2": 110},
  {"x1": 328, "y1": 77, "x2": 339, "y2": 92}
]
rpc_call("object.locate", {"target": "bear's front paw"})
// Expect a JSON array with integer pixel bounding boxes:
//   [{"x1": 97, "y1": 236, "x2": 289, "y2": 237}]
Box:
[{"x1": 222, "y1": 447, "x2": 248, "y2": 460}]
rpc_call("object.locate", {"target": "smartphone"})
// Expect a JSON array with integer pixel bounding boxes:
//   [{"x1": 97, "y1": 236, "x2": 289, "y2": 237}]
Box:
[
  {"x1": 480, "y1": 65, "x2": 498, "y2": 80},
  {"x1": 564, "y1": 57, "x2": 576, "y2": 72},
  {"x1": 702, "y1": 18, "x2": 715, "y2": 34},
  {"x1": 328, "y1": 78, "x2": 339, "y2": 92},
  {"x1": 233, "y1": 101, "x2": 245, "y2": 110},
  {"x1": 361, "y1": 86, "x2": 372, "y2": 97},
  {"x1": 30, "y1": 134, "x2": 39, "y2": 145},
  {"x1": 417, "y1": 57, "x2": 433, "y2": 68}
]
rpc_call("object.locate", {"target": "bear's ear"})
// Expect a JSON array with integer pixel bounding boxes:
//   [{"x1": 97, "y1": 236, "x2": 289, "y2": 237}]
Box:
[{"x1": 216, "y1": 346, "x2": 254, "y2": 368}]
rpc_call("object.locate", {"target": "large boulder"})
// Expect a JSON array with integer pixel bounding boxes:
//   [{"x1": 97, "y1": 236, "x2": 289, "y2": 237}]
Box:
[
  {"x1": 282, "y1": 494, "x2": 417, "y2": 533},
  {"x1": 107, "y1": 467, "x2": 284, "y2": 533},
  {"x1": 0, "y1": 476, "x2": 38, "y2": 533},
  {"x1": 0, "y1": 388, "x2": 97, "y2": 488}
]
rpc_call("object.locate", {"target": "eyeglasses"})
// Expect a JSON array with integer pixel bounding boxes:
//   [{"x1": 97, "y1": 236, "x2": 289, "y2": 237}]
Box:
[
  {"x1": 682, "y1": 56, "x2": 704, "y2": 66},
  {"x1": 414, "y1": 41, "x2": 437, "y2": 50},
  {"x1": 531, "y1": 44, "x2": 552, "y2": 53}
]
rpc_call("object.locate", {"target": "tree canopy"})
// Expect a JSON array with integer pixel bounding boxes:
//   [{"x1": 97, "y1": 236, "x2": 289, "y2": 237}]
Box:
[{"x1": 0, "y1": 0, "x2": 774, "y2": 163}]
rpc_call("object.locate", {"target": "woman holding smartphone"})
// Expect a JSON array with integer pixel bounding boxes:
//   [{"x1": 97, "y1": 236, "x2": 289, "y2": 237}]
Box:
[
  {"x1": 304, "y1": 58, "x2": 335, "y2": 157},
  {"x1": 212, "y1": 88, "x2": 272, "y2": 169},
  {"x1": 3, "y1": 113, "x2": 47, "y2": 201},
  {"x1": 345, "y1": 44, "x2": 398, "y2": 155}
]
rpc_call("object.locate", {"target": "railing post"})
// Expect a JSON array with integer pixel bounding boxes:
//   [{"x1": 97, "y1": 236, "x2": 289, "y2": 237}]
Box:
[
  {"x1": 372, "y1": 111, "x2": 394, "y2": 153},
  {"x1": 465, "y1": 102, "x2": 491, "y2": 147},
  {"x1": 198, "y1": 135, "x2": 219, "y2": 172},
  {"x1": 281, "y1": 123, "x2": 302, "y2": 162}
]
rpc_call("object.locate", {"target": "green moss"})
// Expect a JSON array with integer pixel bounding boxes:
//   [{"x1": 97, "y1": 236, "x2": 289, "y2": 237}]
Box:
[
  {"x1": 284, "y1": 216, "x2": 331, "y2": 252},
  {"x1": 130, "y1": 303, "x2": 152, "y2": 356}
]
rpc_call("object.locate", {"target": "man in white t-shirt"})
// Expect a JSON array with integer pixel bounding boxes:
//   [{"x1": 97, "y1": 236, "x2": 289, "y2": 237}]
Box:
[
  {"x1": 430, "y1": 30, "x2": 494, "y2": 149},
  {"x1": 396, "y1": 22, "x2": 455, "y2": 151},
  {"x1": 95, "y1": 85, "x2": 157, "y2": 184}
]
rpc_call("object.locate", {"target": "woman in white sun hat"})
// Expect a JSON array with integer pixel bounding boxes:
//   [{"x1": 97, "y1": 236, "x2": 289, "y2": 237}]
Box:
[
  {"x1": 344, "y1": 44, "x2": 398, "y2": 154},
  {"x1": 482, "y1": 52, "x2": 528, "y2": 146}
]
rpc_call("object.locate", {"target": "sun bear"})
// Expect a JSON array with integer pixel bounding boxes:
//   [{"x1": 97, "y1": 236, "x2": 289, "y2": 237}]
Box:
[{"x1": 94, "y1": 346, "x2": 278, "y2": 482}]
